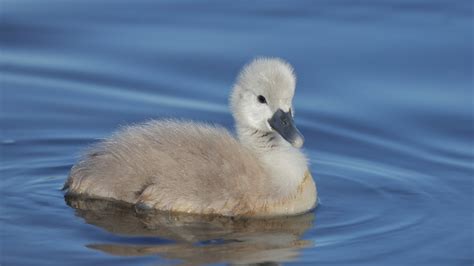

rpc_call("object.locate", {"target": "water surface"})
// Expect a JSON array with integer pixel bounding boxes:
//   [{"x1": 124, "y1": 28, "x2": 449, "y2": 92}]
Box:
[{"x1": 1, "y1": 0, "x2": 473, "y2": 265}]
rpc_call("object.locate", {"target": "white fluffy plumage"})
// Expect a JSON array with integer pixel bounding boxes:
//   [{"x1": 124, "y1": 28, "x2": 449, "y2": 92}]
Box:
[{"x1": 65, "y1": 57, "x2": 317, "y2": 217}]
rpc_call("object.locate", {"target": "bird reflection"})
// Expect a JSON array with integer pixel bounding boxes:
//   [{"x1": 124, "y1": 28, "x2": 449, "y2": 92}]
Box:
[{"x1": 66, "y1": 197, "x2": 315, "y2": 265}]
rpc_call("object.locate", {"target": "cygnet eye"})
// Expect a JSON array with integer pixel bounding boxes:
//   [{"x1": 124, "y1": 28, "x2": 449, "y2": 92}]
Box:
[{"x1": 257, "y1": 95, "x2": 267, "y2": 104}]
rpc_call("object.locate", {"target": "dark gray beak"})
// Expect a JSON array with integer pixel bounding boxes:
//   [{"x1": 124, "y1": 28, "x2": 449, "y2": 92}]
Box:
[{"x1": 268, "y1": 109, "x2": 304, "y2": 148}]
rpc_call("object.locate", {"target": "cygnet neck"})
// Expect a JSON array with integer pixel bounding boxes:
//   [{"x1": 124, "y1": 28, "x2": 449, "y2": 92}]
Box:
[
  {"x1": 236, "y1": 124, "x2": 308, "y2": 198},
  {"x1": 236, "y1": 126, "x2": 285, "y2": 153}
]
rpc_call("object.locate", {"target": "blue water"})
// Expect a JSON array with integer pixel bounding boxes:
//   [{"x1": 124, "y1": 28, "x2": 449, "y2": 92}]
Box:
[{"x1": 1, "y1": 0, "x2": 473, "y2": 265}]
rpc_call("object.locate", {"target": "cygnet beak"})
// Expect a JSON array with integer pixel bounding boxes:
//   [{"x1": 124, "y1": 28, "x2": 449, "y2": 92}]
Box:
[{"x1": 268, "y1": 109, "x2": 304, "y2": 148}]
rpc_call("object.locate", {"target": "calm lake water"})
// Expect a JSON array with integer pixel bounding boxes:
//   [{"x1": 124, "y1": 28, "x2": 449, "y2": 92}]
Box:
[{"x1": 1, "y1": 0, "x2": 473, "y2": 265}]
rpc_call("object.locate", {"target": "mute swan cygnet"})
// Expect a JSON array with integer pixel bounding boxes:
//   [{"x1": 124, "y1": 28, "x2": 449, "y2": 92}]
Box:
[{"x1": 64, "y1": 58, "x2": 317, "y2": 217}]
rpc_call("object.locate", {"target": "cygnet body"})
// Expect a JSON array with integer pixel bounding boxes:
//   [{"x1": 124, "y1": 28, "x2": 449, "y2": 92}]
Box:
[{"x1": 64, "y1": 58, "x2": 317, "y2": 217}]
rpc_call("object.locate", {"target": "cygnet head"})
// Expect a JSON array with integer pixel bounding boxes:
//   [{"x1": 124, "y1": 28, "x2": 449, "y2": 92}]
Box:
[{"x1": 230, "y1": 57, "x2": 304, "y2": 148}]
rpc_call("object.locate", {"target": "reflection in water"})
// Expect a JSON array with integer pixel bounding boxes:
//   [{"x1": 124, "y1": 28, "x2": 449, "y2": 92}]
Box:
[{"x1": 66, "y1": 197, "x2": 315, "y2": 265}]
